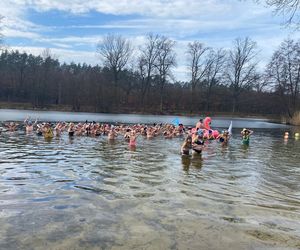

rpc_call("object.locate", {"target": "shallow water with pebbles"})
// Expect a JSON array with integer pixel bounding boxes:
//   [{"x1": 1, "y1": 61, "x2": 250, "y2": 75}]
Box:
[{"x1": 0, "y1": 128, "x2": 300, "y2": 250}]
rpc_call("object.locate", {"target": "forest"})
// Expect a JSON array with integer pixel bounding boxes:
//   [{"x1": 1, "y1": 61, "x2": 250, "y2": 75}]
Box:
[{"x1": 0, "y1": 18, "x2": 299, "y2": 122}]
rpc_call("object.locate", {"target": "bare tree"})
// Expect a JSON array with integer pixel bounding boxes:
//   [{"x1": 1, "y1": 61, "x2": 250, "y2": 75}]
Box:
[
  {"x1": 41, "y1": 48, "x2": 58, "y2": 60},
  {"x1": 154, "y1": 36, "x2": 176, "y2": 112},
  {"x1": 137, "y1": 34, "x2": 160, "y2": 109},
  {"x1": 254, "y1": 0, "x2": 300, "y2": 26},
  {"x1": 204, "y1": 48, "x2": 226, "y2": 111},
  {"x1": 186, "y1": 41, "x2": 210, "y2": 113},
  {"x1": 225, "y1": 37, "x2": 258, "y2": 112},
  {"x1": 253, "y1": 72, "x2": 269, "y2": 92},
  {"x1": 97, "y1": 34, "x2": 132, "y2": 86},
  {"x1": 266, "y1": 38, "x2": 300, "y2": 117}
]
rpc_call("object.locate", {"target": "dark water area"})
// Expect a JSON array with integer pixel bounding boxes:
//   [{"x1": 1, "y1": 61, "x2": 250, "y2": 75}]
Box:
[{"x1": 0, "y1": 109, "x2": 300, "y2": 249}]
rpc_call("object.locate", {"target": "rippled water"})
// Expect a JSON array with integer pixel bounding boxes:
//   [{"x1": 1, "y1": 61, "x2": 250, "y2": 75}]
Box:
[{"x1": 0, "y1": 128, "x2": 300, "y2": 249}]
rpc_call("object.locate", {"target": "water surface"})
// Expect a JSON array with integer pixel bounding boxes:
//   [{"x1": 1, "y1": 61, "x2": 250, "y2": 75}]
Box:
[
  {"x1": 0, "y1": 126, "x2": 299, "y2": 249},
  {"x1": 0, "y1": 109, "x2": 299, "y2": 249},
  {"x1": 0, "y1": 108, "x2": 286, "y2": 128}
]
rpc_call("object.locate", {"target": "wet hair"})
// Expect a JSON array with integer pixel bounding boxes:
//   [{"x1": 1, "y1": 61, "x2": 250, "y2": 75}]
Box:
[{"x1": 186, "y1": 135, "x2": 192, "y2": 141}]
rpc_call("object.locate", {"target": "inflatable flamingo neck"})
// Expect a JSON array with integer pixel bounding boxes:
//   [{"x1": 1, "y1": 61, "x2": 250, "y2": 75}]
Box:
[{"x1": 203, "y1": 117, "x2": 211, "y2": 130}]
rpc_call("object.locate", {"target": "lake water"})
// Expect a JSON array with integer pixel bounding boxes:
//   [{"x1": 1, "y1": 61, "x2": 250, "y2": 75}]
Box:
[
  {"x1": 0, "y1": 108, "x2": 286, "y2": 128},
  {"x1": 0, "y1": 110, "x2": 299, "y2": 249}
]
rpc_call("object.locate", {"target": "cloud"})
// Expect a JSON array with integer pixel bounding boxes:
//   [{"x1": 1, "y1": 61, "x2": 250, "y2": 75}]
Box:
[
  {"x1": 2, "y1": 28, "x2": 41, "y2": 40},
  {"x1": 38, "y1": 35, "x2": 104, "y2": 47},
  {"x1": 25, "y1": 0, "x2": 229, "y2": 18},
  {"x1": 0, "y1": 0, "x2": 299, "y2": 81}
]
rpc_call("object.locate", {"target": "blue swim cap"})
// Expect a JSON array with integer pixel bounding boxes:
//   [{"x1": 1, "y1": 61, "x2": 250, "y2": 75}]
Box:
[{"x1": 197, "y1": 129, "x2": 203, "y2": 135}]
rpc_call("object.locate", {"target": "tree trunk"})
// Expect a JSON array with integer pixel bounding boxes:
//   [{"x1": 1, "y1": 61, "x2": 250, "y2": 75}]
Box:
[{"x1": 190, "y1": 84, "x2": 195, "y2": 114}]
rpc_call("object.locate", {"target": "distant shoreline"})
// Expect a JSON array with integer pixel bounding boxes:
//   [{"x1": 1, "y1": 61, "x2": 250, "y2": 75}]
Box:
[{"x1": 0, "y1": 101, "x2": 283, "y2": 123}]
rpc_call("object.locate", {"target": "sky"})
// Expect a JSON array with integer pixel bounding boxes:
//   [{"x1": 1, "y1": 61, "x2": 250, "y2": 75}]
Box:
[{"x1": 0, "y1": 0, "x2": 299, "y2": 81}]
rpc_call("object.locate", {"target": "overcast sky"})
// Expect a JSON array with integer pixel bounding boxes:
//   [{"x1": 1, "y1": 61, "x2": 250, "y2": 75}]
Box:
[{"x1": 1, "y1": 0, "x2": 299, "y2": 80}]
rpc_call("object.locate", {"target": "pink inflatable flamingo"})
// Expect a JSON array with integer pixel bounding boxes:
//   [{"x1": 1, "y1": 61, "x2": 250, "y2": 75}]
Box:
[
  {"x1": 203, "y1": 117, "x2": 220, "y2": 140},
  {"x1": 203, "y1": 117, "x2": 212, "y2": 130}
]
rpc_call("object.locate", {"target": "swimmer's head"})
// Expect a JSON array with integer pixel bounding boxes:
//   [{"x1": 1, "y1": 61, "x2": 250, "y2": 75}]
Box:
[
  {"x1": 197, "y1": 129, "x2": 203, "y2": 136},
  {"x1": 186, "y1": 136, "x2": 192, "y2": 142}
]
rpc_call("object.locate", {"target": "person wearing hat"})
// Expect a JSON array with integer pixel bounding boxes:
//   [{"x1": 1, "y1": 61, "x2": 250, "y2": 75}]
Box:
[{"x1": 43, "y1": 123, "x2": 53, "y2": 139}]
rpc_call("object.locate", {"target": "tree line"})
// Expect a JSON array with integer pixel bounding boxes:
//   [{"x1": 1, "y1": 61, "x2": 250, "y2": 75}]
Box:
[{"x1": 0, "y1": 34, "x2": 299, "y2": 117}]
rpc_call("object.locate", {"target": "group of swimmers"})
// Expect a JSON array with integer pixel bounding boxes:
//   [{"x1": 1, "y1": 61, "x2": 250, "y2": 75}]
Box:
[
  {"x1": 1, "y1": 118, "x2": 188, "y2": 148},
  {"x1": 0, "y1": 116, "x2": 254, "y2": 155}
]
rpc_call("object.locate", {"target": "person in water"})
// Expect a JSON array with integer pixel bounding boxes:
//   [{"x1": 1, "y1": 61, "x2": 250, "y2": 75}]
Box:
[
  {"x1": 192, "y1": 130, "x2": 205, "y2": 154},
  {"x1": 68, "y1": 123, "x2": 75, "y2": 136},
  {"x1": 129, "y1": 130, "x2": 139, "y2": 147},
  {"x1": 108, "y1": 127, "x2": 118, "y2": 140},
  {"x1": 124, "y1": 129, "x2": 131, "y2": 141},
  {"x1": 24, "y1": 117, "x2": 37, "y2": 133},
  {"x1": 43, "y1": 123, "x2": 53, "y2": 139},
  {"x1": 219, "y1": 130, "x2": 230, "y2": 145},
  {"x1": 181, "y1": 135, "x2": 192, "y2": 155},
  {"x1": 5, "y1": 122, "x2": 19, "y2": 132},
  {"x1": 207, "y1": 130, "x2": 215, "y2": 140},
  {"x1": 241, "y1": 128, "x2": 253, "y2": 145},
  {"x1": 196, "y1": 119, "x2": 203, "y2": 129}
]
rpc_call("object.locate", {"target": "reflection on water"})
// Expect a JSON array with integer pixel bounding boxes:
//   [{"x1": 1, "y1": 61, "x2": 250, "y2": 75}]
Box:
[{"x1": 0, "y1": 129, "x2": 300, "y2": 249}]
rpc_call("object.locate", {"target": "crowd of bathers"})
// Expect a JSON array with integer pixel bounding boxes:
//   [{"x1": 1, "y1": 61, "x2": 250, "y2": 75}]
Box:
[{"x1": 0, "y1": 117, "x2": 253, "y2": 155}]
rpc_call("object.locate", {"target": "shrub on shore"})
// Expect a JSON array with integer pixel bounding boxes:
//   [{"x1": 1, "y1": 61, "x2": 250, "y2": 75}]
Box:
[
  {"x1": 290, "y1": 112, "x2": 300, "y2": 126},
  {"x1": 283, "y1": 112, "x2": 300, "y2": 126}
]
